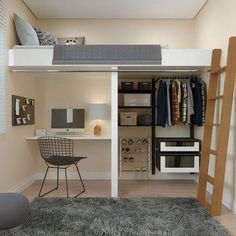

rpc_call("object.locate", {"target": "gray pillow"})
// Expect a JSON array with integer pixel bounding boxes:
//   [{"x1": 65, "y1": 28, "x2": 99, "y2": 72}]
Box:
[
  {"x1": 13, "y1": 14, "x2": 39, "y2": 46},
  {"x1": 34, "y1": 28, "x2": 58, "y2": 46}
]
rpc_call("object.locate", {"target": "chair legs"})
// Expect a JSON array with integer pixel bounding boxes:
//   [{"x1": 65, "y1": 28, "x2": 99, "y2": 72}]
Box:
[
  {"x1": 38, "y1": 164, "x2": 85, "y2": 198},
  {"x1": 38, "y1": 166, "x2": 59, "y2": 197},
  {"x1": 75, "y1": 164, "x2": 85, "y2": 198},
  {"x1": 65, "y1": 169, "x2": 69, "y2": 198}
]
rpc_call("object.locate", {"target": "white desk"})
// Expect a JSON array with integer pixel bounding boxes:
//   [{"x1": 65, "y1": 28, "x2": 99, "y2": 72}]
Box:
[{"x1": 26, "y1": 136, "x2": 111, "y2": 140}]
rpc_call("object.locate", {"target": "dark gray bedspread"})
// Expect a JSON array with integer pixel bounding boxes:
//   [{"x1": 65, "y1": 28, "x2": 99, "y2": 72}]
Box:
[{"x1": 52, "y1": 45, "x2": 162, "y2": 65}]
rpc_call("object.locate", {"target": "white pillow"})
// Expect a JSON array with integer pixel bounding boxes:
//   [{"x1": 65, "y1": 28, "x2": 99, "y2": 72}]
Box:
[{"x1": 13, "y1": 14, "x2": 39, "y2": 46}]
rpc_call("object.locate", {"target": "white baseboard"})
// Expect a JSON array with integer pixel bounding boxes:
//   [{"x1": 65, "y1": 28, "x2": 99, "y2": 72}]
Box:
[
  {"x1": 8, "y1": 175, "x2": 38, "y2": 193},
  {"x1": 37, "y1": 171, "x2": 111, "y2": 180},
  {"x1": 119, "y1": 171, "x2": 198, "y2": 180},
  {"x1": 8, "y1": 172, "x2": 198, "y2": 192},
  {"x1": 11, "y1": 172, "x2": 235, "y2": 212}
]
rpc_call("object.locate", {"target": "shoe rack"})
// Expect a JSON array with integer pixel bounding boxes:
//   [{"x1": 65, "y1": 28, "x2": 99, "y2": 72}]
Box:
[{"x1": 119, "y1": 137, "x2": 151, "y2": 178}]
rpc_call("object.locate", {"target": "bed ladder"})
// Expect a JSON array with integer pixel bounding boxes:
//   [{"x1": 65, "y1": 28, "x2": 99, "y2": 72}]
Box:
[{"x1": 197, "y1": 37, "x2": 236, "y2": 216}]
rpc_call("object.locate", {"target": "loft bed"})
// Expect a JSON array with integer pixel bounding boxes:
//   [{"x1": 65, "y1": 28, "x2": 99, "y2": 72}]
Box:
[{"x1": 8, "y1": 45, "x2": 212, "y2": 72}]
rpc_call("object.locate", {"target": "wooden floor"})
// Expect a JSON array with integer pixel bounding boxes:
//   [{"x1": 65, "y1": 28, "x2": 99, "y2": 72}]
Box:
[{"x1": 22, "y1": 180, "x2": 236, "y2": 235}]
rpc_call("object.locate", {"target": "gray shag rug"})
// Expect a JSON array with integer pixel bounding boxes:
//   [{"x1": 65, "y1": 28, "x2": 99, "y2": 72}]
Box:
[{"x1": 0, "y1": 197, "x2": 230, "y2": 236}]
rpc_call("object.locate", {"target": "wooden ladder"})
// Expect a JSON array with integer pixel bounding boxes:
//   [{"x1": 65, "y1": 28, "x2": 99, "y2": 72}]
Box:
[{"x1": 197, "y1": 37, "x2": 236, "y2": 216}]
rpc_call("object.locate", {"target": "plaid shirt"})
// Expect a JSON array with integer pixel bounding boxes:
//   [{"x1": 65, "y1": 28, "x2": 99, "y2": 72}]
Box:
[{"x1": 171, "y1": 81, "x2": 179, "y2": 126}]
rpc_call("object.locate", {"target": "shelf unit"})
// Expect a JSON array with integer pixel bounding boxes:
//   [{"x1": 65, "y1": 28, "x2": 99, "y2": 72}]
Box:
[
  {"x1": 118, "y1": 79, "x2": 156, "y2": 174},
  {"x1": 118, "y1": 106, "x2": 153, "y2": 109},
  {"x1": 118, "y1": 90, "x2": 153, "y2": 94}
]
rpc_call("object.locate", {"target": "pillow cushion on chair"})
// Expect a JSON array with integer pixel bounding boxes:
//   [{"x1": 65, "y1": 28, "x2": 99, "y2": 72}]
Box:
[
  {"x1": 13, "y1": 14, "x2": 39, "y2": 46},
  {"x1": 34, "y1": 28, "x2": 58, "y2": 45},
  {"x1": 0, "y1": 193, "x2": 30, "y2": 230}
]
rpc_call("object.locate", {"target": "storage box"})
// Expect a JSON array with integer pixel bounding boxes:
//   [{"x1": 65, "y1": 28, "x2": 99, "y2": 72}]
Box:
[
  {"x1": 137, "y1": 114, "x2": 152, "y2": 126},
  {"x1": 138, "y1": 82, "x2": 152, "y2": 91},
  {"x1": 120, "y1": 112, "x2": 137, "y2": 126},
  {"x1": 121, "y1": 82, "x2": 134, "y2": 91},
  {"x1": 124, "y1": 94, "x2": 151, "y2": 106}
]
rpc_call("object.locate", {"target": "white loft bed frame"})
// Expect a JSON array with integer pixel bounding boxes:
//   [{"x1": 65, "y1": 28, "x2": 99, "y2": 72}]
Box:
[
  {"x1": 9, "y1": 46, "x2": 212, "y2": 72},
  {"x1": 8, "y1": 45, "x2": 212, "y2": 198}
]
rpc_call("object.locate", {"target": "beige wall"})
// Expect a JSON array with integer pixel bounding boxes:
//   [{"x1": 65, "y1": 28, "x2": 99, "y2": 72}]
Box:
[
  {"x1": 0, "y1": 0, "x2": 39, "y2": 192},
  {"x1": 34, "y1": 74, "x2": 112, "y2": 177},
  {"x1": 195, "y1": 0, "x2": 236, "y2": 211},
  {"x1": 38, "y1": 19, "x2": 195, "y2": 48}
]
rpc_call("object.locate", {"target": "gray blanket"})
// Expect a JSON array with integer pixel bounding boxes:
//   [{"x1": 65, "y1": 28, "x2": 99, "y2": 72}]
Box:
[{"x1": 52, "y1": 45, "x2": 162, "y2": 65}]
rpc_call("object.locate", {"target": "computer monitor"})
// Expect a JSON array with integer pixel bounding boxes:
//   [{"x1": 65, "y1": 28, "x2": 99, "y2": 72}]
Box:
[{"x1": 51, "y1": 108, "x2": 85, "y2": 133}]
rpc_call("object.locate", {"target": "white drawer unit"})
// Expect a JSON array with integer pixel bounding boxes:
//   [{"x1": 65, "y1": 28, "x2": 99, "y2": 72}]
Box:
[
  {"x1": 156, "y1": 138, "x2": 201, "y2": 173},
  {"x1": 160, "y1": 154, "x2": 200, "y2": 173},
  {"x1": 160, "y1": 141, "x2": 200, "y2": 152}
]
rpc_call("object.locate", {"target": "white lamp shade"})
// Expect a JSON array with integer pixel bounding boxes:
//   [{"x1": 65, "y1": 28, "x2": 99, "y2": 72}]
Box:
[{"x1": 87, "y1": 104, "x2": 110, "y2": 120}]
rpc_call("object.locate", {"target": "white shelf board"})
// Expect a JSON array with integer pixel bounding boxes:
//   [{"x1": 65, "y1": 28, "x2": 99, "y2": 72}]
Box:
[
  {"x1": 9, "y1": 46, "x2": 212, "y2": 72},
  {"x1": 26, "y1": 136, "x2": 111, "y2": 140}
]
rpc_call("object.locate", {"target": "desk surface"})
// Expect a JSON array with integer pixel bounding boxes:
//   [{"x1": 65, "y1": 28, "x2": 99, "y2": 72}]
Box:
[{"x1": 26, "y1": 136, "x2": 111, "y2": 140}]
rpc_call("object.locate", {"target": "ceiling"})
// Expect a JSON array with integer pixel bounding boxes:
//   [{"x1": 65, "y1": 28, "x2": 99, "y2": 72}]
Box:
[{"x1": 23, "y1": 0, "x2": 207, "y2": 19}]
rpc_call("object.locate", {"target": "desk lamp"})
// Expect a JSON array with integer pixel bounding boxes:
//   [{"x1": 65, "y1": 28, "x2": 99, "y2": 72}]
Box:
[{"x1": 87, "y1": 104, "x2": 109, "y2": 136}]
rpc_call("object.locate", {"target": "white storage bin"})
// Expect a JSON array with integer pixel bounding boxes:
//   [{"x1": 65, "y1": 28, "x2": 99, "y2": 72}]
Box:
[
  {"x1": 124, "y1": 94, "x2": 151, "y2": 107},
  {"x1": 160, "y1": 155, "x2": 199, "y2": 173},
  {"x1": 160, "y1": 141, "x2": 200, "y2": 152}
]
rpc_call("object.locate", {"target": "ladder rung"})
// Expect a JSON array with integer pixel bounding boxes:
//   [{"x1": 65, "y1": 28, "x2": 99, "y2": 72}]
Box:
[
  {"x1": 205, "y1": 201, "x2": 212, "y2": 212},
  {"x1": 208, "y1": 95, "x2": 224, "y2": 100},
  {"x1": 210, "y1": 149, "x2": 217, "y2": 155},
  {"x1": 205, "y1": 175, "x2": 215, "y2": 185},
  {"x1": 205, "y1": 123, "x2": 220, "y2": 127},
  {"x1": 211, "y1": 66, "x2": 226, "y2": 75}
]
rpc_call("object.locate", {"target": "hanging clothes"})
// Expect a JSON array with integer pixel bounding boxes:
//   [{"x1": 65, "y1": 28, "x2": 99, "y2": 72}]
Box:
[
  {"x1": 166, "y1": 79, "x2": 172, "y2": 126},
  {"x1": 156, "y1": 80, "x2": 167, "y2": 127},
  {"x1": 171, "y1": 81, "x2": 179, "y2": 126},
  {"x1": 186, "y1": 81, "x2": 194, "y2": 125},
  {"x1": 156, "y1": 76, "x2": 206, "y2": 127},
  {"x1": 180, "y1": 81, "x2": 188, "y2": 124},
  {"x1": 191, "y1": 77, "x2": 203, "y2": 126},
  {"x1": 176, "y1": 80, "x2": 181, "y2": 121}
]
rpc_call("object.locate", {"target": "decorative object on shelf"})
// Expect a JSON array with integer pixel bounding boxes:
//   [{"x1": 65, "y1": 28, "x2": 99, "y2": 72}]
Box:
[
  {"x1": 12, "y1": 95, "x2": 35, "y2": 126},
  {"x1": 58, "y1": 37, "x2": 85, "y2": 45},
  {"x1": 87, "y1": 103, "x2": 110, "y2": 136}
]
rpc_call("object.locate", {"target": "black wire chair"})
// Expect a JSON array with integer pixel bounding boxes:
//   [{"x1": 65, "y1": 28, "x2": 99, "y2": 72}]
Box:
[{"x1": 38, "y1": 137, "x2": 87, "y2": 198}]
